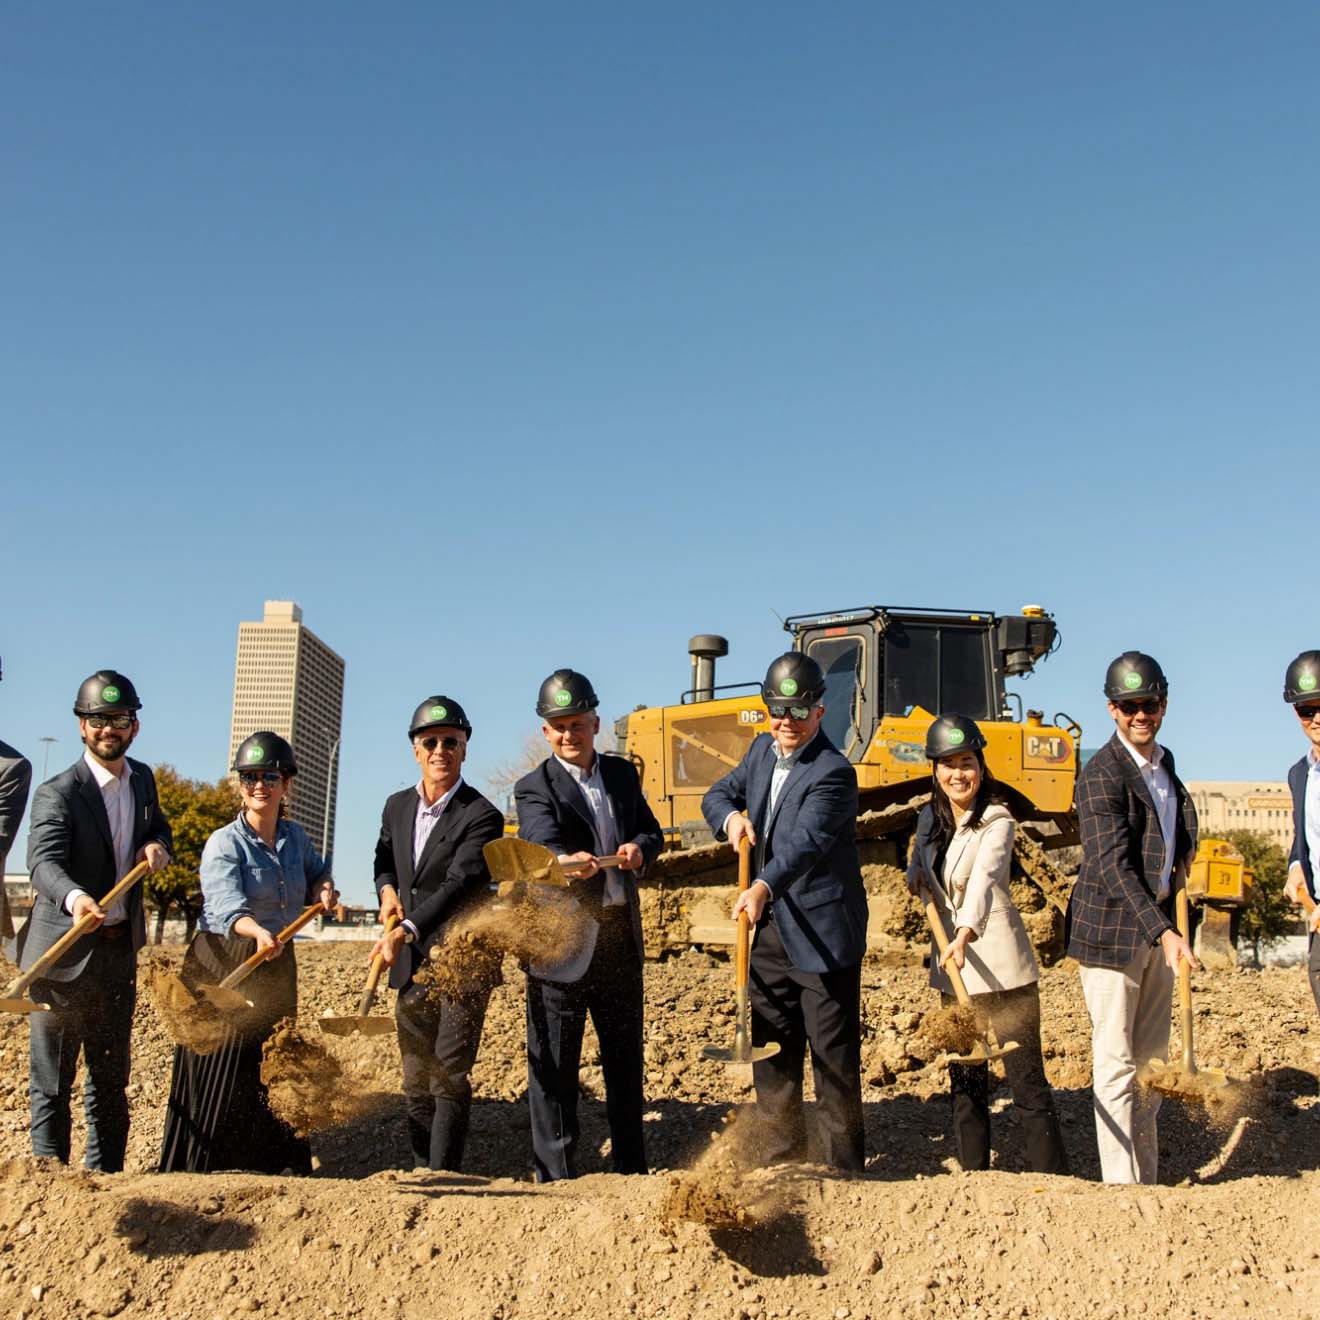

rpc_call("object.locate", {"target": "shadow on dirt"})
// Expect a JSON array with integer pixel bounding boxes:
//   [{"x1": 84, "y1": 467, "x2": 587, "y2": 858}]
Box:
[{"x1": 113, "y1": 1197, "x2": 257, "y2": 1256}]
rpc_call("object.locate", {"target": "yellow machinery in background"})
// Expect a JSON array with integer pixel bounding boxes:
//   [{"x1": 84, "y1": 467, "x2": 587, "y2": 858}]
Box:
[
  {"x1": 1184, "y1": 838, "x2": 1254, "y2": 969},
  {"x1": 614, "y1": 604, "x2": 1082, "y2": 958}
]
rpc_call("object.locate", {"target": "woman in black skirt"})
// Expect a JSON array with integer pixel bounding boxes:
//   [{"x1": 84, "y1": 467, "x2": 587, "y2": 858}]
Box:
[{"x1": 159, "y1": 731, "x2": 336, "y2": 1173}]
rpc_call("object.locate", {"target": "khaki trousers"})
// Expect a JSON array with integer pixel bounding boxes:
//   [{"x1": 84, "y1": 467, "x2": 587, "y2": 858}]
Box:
[{"x1": 1078, "y1": 944, "x2": 1173, "y2": 1184}]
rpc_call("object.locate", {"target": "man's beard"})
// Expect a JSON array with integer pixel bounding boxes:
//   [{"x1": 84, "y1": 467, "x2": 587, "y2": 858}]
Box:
[{"x1": 84, "y1": 732, "x2": 133, "y2": 763}]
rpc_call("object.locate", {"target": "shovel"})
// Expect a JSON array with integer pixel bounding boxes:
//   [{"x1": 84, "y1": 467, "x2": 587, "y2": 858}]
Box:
[
  {"x1": 922, "y1": 888, "x2": 1019, "y2": 1065},
  {"x1": 701, "y1": 836, "x2": 781, "y2": 1067},
  {"x1": 0, "y1": 861, "x2": 152, "y2": 1014},
  {"x1": 483, "y1": 836, "x2": 631, "y2": 891},
  {"x1": 193, "y1": 903, "x2": 326, "y2": 1012},
  {"x1": 319, "y1": 913, "x2": 401, "y2": 1037},
  {"x1": 1143, "y1": 884, "x2": 1229, "y2": 1102}
]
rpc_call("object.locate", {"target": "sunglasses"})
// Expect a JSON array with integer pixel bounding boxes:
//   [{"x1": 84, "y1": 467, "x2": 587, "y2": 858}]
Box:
[
  {"x1": 767, "y1": 704, "x2": 814, "y2": 720},
  {"x1": 418, "y1": 734, "x2": 463, "y2": 752},
  {"x1": 1115, "y1": 698, "x2": 1162, "y2": 716},
  {"x1": 239, "y1": 770, "x2": 284, "y2": 787},
  {"x1": 1295, "y1": 704, "x2": 1320, "y2": 723},
  {"x1": 85, "y1": 713, "x2": 134, "y2": 730}
]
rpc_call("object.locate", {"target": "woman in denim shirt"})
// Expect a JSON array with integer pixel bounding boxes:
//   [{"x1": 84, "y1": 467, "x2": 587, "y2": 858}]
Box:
[{"x1": 160, "y1": 732, "x2": 336, "y2": 1173}]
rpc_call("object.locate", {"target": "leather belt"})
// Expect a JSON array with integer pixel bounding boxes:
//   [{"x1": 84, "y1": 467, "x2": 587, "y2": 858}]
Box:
[{"x1": 98, "y1": 923, "x2": 130, "y2": 940}]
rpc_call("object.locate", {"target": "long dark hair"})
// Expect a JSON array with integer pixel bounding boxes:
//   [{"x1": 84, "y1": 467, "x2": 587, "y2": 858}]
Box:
[{"x1": 928, "y1": 748, "x2": 1002, "y2": 853}]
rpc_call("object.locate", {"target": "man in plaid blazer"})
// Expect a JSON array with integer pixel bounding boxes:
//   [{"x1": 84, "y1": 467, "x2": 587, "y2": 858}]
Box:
[{"x1": 1064, "y1": 651, "x2": 1198, "y2": 1184}]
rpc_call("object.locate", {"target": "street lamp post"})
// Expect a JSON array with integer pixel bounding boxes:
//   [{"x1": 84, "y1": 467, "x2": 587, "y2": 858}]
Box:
[
  {"x1": 38, "y1": 737, "x2": 58, "y2": 783},
  {"x1": 321, "y1": 733, "x2": 342, "y2": 860}
]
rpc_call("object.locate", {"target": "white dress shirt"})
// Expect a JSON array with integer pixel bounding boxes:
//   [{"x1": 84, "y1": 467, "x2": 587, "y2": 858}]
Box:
[
  {"x1": 65, "y1": 751, "x2": 134, "y2": 924},
  {"x1": 1304, "y1": 748, "x2": 1320, "y2": 881},
  {"x1": 1116, "y1": 731, "x2": 1177, "y2": 900},
  {"x1": 554, "y1": 754, "x2": 625, "y2": 905}
]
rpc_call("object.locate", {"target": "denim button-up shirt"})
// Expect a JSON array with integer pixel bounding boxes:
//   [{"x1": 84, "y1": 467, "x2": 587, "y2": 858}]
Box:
[{"x1": 198, "y1": 812, "x2": 331, "y2": 938}]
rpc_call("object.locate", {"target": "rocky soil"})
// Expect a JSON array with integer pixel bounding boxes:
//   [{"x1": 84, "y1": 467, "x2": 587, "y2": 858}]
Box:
[{"x1": 0, "y1": 940, "x2": 1317, "y2": 1320}]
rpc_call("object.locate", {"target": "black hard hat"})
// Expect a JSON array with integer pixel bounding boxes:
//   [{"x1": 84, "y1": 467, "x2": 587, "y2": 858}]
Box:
[
  {"x1": 1283, "y1": 651, "x2": 1320, "y2": 704},
  {"x1": 761, "y1": 652, "x2": 826, "y2": 707},
  {"x1": 536, "y1": 669, "x2": 599, "y2": 719},
  {"x1": 232, "y1": 731, "x2": 297, "y2": 775},
  {"x1": 73, "y1": 670, "x2": 142, "y2": 716},
  {"x1": 409, "y1": 695, "x2": 472, "y2": 739},
  {"x1": 1103, "y1": 651, "x2": 1168, "y2": 702},
  {"x1": 925, "y1": 713, "x2": 987, "y2": 761}
]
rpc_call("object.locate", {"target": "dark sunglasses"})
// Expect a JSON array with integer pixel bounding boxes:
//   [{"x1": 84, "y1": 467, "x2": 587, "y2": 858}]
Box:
[
  {"x1": 1295, "y1": 704, "x2": 1320, "y2": 722},
  {"x1": 418, "y1": 734, "x2": 463, "y2": 752},
  {"x1": 767, "y1": 703, "x2": 814, "y2": 720},
  {"x1": 239, "y1": 770, "x2": 284, "y2": 787},
  {"x1": 1115, "y1": 698, "x2": 1162, "y2": 716},
  {"x1": 85, "y1": 713, "x2": 134, "y2": 730}
]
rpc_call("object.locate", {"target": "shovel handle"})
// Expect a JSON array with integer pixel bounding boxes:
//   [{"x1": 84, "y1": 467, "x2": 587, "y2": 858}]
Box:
[
  {"x1": 558, "y1": 852, "x2": 630, "y2": 876},
  {"x1": 1175, "y1": 885, "x2": 1196, "y2": 1074},
  {"x1": 924, "y1": 895, "x2": 974, "y2": 1008},
  {"x1": 6, "y1": 861, "x2": 152, "y2": 997},
  {"x1": 218, "y1": 904, "x2": 324, "y2": 990},
  {"x1": 734, "y1": 836, "x2": 752, "y2": 991},
  {"x1": 357, "y1": 913, "x2": 401, "y2": 1016}
]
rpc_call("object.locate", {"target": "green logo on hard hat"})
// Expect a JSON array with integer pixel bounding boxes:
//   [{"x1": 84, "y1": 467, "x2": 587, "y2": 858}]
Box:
[
  {"x1": 246, "y1": 745, "x2": 265, "y2": 762},
  {"x1": 947, "y1": 727, "x2": 965, "y2": 745},
  {"x1": 554, "y1": 690, "x2": 572, "y2": 707},
  {"x1": 101, "y1": 684, "x2": 121, "y2": 704},
  {"x1": 1300, "y1": 673, "x2": 1318, "y2": 692},
  {"x1": 429, "y1": 704, "x2": 448, "y2": 721},
  {"x1": 1123, "y1": 671, "x2": 1142, "y2": 691},
  {"x1": 780, "y1": 678, "x2": 799, "y2": 697}
]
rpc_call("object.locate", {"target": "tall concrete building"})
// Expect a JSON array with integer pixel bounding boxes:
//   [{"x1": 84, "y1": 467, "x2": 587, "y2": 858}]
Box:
[
  {"x1": 229, "y1": 601, "x2": 345, "y2": 856},
  {"x1": 1185, "y1": 780, "x2": 1293, "y2": 852}
]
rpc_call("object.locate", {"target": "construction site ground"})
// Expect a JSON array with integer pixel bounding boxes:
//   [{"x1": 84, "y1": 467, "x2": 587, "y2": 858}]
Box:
[{"x1": 0, "y1": 940, "x2": 1317, "y2": 1320}]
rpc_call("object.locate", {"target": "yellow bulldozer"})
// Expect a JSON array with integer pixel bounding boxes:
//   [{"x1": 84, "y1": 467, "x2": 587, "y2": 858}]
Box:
[{"x1": 616, "y1": 604, "x2": 1082, "y2": 961}]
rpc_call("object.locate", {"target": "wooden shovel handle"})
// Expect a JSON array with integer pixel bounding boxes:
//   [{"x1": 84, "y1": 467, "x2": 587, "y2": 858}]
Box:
[
  {"x1": 358, "y1": 913, "x2": 401, "y2": 1014},
  {"x1": 1175, "y1": 884, "x2": 1196, "y2": 1073},
  {"x1": 924, "y1": 895, "x2": 974, "y2": 1008},
  {"x1": 558, "y1": 852, "x2": 631, "y2": 876},
  {"x1": 734, "y1": 836, "x2": 752, "y2": 991},
  {"x1": 218, "y1": 903, "x2": 324, "y2": 989},
  {"x1": 7, "y1": 860, "x2": 152, "y2": 996}
]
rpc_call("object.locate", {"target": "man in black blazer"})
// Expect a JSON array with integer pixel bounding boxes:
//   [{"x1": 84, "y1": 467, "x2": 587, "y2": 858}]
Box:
[
  {"x1": 514, "y1": 668, "x2": 663, "y2": 1181},
  {"x1": 702, "y1": 652, "x2": 868, "y2": 1172},
  {"x1": 1280, "y1": 651, "x2": 1320, "y2": 1016},
  {"x1": 0, "y1": 656, "x2": 33, "y2": 940},
  {"x1": 15, "y1": 670, "x2": 172, "y2": 1170},
  {"x1": 1065, "y1": 651, "x2": 1198, "y2": 1184},
  {"x1": 372, "y1": 696, "x2": 505, "y2": 1171}
]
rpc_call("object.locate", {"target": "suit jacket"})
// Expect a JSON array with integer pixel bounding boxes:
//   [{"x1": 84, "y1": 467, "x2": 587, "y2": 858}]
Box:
[
  {"x1": 907, "y1": 802, "x2": 1038, "y2": 995},
  {"x1": 0, "y1": 739, "x2": 33, "y2": 940},
  {"x1": 1065, "y1": 733, "x2": 1197, "y2": 969},
  {"x1": 373, "y1": 780, "x2": 505, "y2": 990},
  {"x1": 14, "y1": 755, "x2": 172, "y2": 979},
  {"x1": 1287, "y1": 754, "x2": 1317, "y2": 902},
  {"x1": 514, "y1": 754, "x2": 664, "y2": 971},
  {"x1": 702, "y1": 731, "x2": 868, "y2": 974}
]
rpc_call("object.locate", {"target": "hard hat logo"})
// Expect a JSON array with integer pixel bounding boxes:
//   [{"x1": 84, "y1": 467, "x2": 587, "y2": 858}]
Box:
[
  {"x1": 101, "y1": 685, "x2": 121, "y2": 704},
  {"x1": 247, "y1": 745, "x2": 265, "y2": 762},
  {"x1": 429, "y1": 705, "x2": 448, "y2": 721},
  {"x1": 947, "y1": 728, "x2": 965, "y2": 745},
  {"x1": 1301, "y1": 673, "x2": 1318, "y2": 692},
  {"x1": 554, "y1": 690, "x2": 572, "y2": 707},
  {"x1": 1123, "y1": 672, "x2": 1142, "y2": 691},
  {"x1": 779, "y1": 678, "x2": 799, "y2": 697}
]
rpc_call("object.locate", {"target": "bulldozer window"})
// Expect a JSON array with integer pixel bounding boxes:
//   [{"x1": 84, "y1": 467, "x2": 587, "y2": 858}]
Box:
[
  {"x1": 883, "y1": 623, "x2": 993, "y2": 720},
  {"x1": 805, "y1": 635, "x2": 865, "y2": 756}
]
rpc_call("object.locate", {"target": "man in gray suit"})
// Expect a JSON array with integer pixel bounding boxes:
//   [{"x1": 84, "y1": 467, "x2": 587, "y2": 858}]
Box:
[
  {"x1": 0, "y1": 656, "x2": 34, "y2": 941},
  {"x1": 17, "y1": 670, "x2": 172, "y2": 1170}
]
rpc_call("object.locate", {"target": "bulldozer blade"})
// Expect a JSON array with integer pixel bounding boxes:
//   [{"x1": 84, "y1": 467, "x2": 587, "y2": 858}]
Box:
[
  {"x1": 318, "y1": 1015, "x2": 396, "y2": 1038},
  {"x1": 483, "y1": 837, "x2": 577, "y2": 889},
  {"x1": 701, "y1": 1041, "x2": 781, "y2": 1065},
  {"x1": 0, "y1": 997, "x2": 50, "y2": 1015},
  {"x1": 195, "y1": 984, "x2": 254, "y2": 1012}
]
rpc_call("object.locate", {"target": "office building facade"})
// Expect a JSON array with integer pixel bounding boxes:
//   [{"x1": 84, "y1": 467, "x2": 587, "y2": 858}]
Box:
[{"x1": 1185, "y1": 780, "x2": 1293, "y2": 852}]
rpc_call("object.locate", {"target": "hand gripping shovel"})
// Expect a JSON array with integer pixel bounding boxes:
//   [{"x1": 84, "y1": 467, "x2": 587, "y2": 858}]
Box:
[
  {"x1": 194, "y1": 903, "x2": 326, "y2": 1012},
  {"x1": 1, "y1": 860, "x2": 152, "y2": 1014},
  {"x1": 483, "y1": 836, "x2": 631, "y2": 891},
  {"x1": 701, "y1": 837, "x2": 781, "y2": 1067},
  {"x1": 319, "y1": 913, "x2": 401, "y2": 1037},
  {"x1": 923, "y1": 888, "x2": 1019, "y2": 1066},
  {"x1": 1143, "y1": 883, "x2": 1229, "y2": 1103}
]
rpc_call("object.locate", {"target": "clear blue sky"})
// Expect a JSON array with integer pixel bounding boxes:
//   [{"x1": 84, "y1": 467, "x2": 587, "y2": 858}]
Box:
[{"x1": 4, "y1": 4, "x2": 1314, "y2": 901}]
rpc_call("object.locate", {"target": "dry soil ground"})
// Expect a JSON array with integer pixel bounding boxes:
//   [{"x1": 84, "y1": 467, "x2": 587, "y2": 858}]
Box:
[{"x1": 0, "y1": 941, "x2": 1317, "y2": 1320}]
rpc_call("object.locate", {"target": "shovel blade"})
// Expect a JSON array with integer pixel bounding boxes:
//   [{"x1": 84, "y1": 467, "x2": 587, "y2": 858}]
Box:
[
  {"x1": 941, "y1": 1039, "x2": 1019, "y2": 1066},
  {"x1": 196, "y1": 985, "x2": 254, "y2": 1012},
  {"x1": 319, "y1": 1016, "x2": 396, "y2": 1038},
  {"x1": 483, "y1": 838, "x2": 575, "y2": 888},
  {"x1": 0, "y1": 997, "x2": 49, "y2": 1015},
  {"x1": 701, "y1": 1040, "x2": 781, "y2": 1065}
]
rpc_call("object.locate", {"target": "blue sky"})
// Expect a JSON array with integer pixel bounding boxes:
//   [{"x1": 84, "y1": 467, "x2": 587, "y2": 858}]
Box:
[{"x1": 4, "y1": 4, "x2": 1314, "y2": 901}]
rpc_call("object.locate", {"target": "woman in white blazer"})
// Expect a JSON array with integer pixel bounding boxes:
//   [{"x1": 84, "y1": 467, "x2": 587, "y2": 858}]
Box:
[{"x1": 907, "y1": 714, "x2": 1068, "y2": 1174}]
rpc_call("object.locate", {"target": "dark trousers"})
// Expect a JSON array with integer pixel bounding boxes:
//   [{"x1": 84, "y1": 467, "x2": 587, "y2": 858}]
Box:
[
  {"x1": 525, "y1": 908, "x2": 646, "y2": 1181},
  {"x1": 29, "y1": 934, "x2": 135, "y2": 1171},
  {"x1": 396, "y1": 982, "x2": 491, "y2": 1171},
  {"x1": 944, "y1": 981, "x2": 1068, "y2": 1174},
  {"x1": 1309, "y1": 929, "x2": 1320, "y2": 1018},
  {"x1": 748, "y1": 918, "x2": 865, "y2": 1172}
]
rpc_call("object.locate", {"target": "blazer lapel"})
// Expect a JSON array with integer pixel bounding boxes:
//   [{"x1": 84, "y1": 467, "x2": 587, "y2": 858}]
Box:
[
  {"x1": 394, "y1": 793, "x2": 418, "y2": 891},
  {"x1": 1111, "y1": 735, "x2": 1158, "y2": 814},
  {"x1": 415, "y1": 787, "x2": 469, "y2": 878},
  {"x1": 548, "y1": 759, "x2": 596, "y2": 835},
  {"x1": 941, "y1": 826, "x2": 975, "y2": 892},
  {"x1": 76, "y1": 762, "x2": 115, "y2": 854},
  {"x1": 747, "y1": 738, "x2": 774, "y2": 832}
]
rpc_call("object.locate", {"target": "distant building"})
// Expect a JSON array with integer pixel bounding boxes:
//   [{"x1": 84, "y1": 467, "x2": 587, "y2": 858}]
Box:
[
  {"x1": 229, "y1": 601, "x2": 345, "y2": 857},
  {"x1": 4, "y1": 873, "x2": 33, "y2": 925},
  {"x1": 1185, "y1": 781, "x2": 1293, "y2": 852}
]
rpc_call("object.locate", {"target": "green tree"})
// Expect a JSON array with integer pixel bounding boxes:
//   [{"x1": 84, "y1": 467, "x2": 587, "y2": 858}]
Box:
[
  {"x1": 1219, "y1": 829, "x2": 1300, "y2": 967},
  {"x1": 147, "y1": 765, "x2": 240, "y2": 943}
]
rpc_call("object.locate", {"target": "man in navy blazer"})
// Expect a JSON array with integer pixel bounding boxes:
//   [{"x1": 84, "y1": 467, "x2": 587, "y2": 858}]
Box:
[
  {"x1": 16, "y1": 670, "x2": 172, "y2": 1170},
  {"x1": 372, "y1": 695, "x2": 505, "y2": 1171},
  {"x1": 1280, "y1": 651, "x2": 1320, "y2": 1017},
  {"x1": 514, "y1": 668, "x2": 663, "y2": 1181},
  {"x1": 702, "y1": 652, "x2": 868, "y2": 1172}
]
